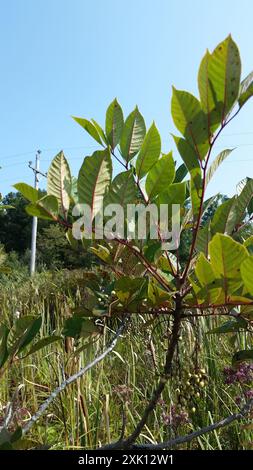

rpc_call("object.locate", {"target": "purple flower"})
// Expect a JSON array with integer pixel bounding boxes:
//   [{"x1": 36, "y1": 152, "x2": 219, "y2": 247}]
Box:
[
  {"x1": 223, "y1": 363, "x2": 253, "y2": 385},
  {"x1": 162, "y1": 405, "x2": 189, "y2": 428}
]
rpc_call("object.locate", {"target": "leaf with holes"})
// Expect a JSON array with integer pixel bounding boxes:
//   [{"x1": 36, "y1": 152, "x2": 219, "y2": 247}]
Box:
[{"x1": 199, "y1": 35, "x2": 241, "y2": 124}]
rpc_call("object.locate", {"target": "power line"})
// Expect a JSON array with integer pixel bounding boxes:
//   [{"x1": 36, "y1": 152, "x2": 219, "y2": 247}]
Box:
[{"x1": 0, "y1": 145, "x2": 97, "y2": 161}]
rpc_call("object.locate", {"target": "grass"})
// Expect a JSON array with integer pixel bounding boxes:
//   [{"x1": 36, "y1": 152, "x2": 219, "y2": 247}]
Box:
[{"x1": 0, "y1": 270, "x2": 252, "y2": 450}]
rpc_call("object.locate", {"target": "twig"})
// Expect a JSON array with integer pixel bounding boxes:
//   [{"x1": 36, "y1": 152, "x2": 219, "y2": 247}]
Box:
[
  {"x1": 0, "y1": 384, "x2": 24, "y2": 432},
  {"x1": 21, "y1": 317, "x2": 129, "y2": 436},
  {"x1": 130, "y1": 398, "x2": 253, "y2": 449},
  {"x1": 181, "y1": 109, "x2": 241, "y2": 284},
  {"x1": 121, "y1": 300, "x2": 182, "y2": 447},
  {"x1": 100, "y1": 398, "x2": 253, "y2": 450}
]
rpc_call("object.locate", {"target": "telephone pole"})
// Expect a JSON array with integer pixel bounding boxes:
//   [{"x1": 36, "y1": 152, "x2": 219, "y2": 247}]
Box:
[{"x1": 29, "y1": 150, "x2": 41, "y2": 275}]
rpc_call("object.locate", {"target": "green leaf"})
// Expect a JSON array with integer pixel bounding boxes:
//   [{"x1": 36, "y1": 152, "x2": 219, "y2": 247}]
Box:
[
  {"x1": 172, "y1": 135, "x2": 200, "y2": 173},
  {"x1": 120, "y1": 107, "x2": 146, "y2": 163},
  {"x1": 232, "y1": 349, "x2": 253, "y2": 365},
  {"x1": 91, "y1": 119, "x2": 107, "y2": 145},
  {"x1": 37, "y1": 195, "x2": 58, "y2": 217},
  {"x1": 63, "y1": 317, "x2": 100, "y2": 339},
  {"x1": 69, "y1": 176, "x2": 78, "y2": 204},
  {"x1": 8, "y1": 316, "x2": 42, "y2": 356},
  {"x1": 210, "y1": 197, "x2": 237, "y2": 236},
  {"x1": 159, "y1": 182, "x2": 186, "y2": 204},
  {"x1": 0, "y1": 204, "x2": 14, "y2": 210},
  {"x1": 105, "y1": 169, "x2": 137, "y2": 208},
  {"x1": 47, "y1": 151, "x2": 72, "y2": 218},
  {"x1": 147, "y1": 281, "x2": 171, "y2": 306},
  {"x1": 174, "y1": 163, "x2": 188, "y2": 183},
  {"x1": 238, "y1": 71, "x2": 253, "y2": 108},
  {"x1": 241, "y1": 257, "x2": 253, "y2": 295},
  {"x1": 26, "y1": 195, "x2": 58, "y2": 221},
  {"x1": 78, "y1": 148, "x2": 112, "y2": 219},
  {"x1": 195, "y1": 253, "x2": 216, "y2": 286},
  {"x1": 208, "y1": 318, "x2": 246, "y2": 335},
  {"x1": 196, "y1": 223, "x2": 211, "y2": 256},
  {"x1": 190, "y1": 167, "x2": 203, "y2": 218},
  {"x1": 194, "y1": 253, "x2": 221, "y2": 304},
  {"x1": 13, "y1": 183, "x2": 39, "y2": 203},
  {"x1": 205, "y1": 149, "x2": 234, "y2": 187},
  {"x1": 198, "y1": 50, "x2": 221, "y2": 133},
  {"x1": 209, "y1": 233, "x2": 249, "y2": 297},
  {"x1": 66, "y1": 228, "x2": 78, "y2": 249},
  {"x1": 244, "y1": 236, "x2": 253, "y2": 255},
  {"x1": 0, "y1": 324, "x2": 9, "y2": 368},
  {"x1": 143, "y1": 241, "x2": 161, "y2": 262},
  {"x1": 24, "y1": 336, "x2": 62, "y2": 357},
  {"x1": 89, "y1": 244, "x2": 112, "y2": 264},
  {"x1": 114, "y1": 276, "x2": 147, "y2": 304},
  {"x1": 26, "y1": 203, "x2": 55, "y2": 221},
  {"x1": 145, "y1": 153, "x2": 175, "y2": 202},
  {"x1": 105, "y1": 98, "x2": 124, "y2": 149},
  {"x1": 72, "y1": 116, "x2": 104, "y2": 146},
  {"x1": 172, "y1": 135, "x2": 203, "y2": 218},
  {"x1": 234, "y1": 177, "x2": 253, "y2": 224},
  {"x1": 135, "y1": 122, "x2": 161, "y2": 180},
  {"x1": 201, "y1": 35, "x2": 241, "y2": 123},
  {"x1": 171, "y1": 88, "x2": 209, "y2": 159}
]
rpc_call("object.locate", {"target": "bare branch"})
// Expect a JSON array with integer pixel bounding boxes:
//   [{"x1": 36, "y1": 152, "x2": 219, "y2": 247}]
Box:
[
  {"x1": 130, "y1": 398, "x2": 253, "y2": 449},
  {"x1": 121, "y1": 301, "x2": 182, "y2": 448},
  {"x1": 100, "y1": 398, "x2": 253, "y2": 450},
  {"x1": 22, "y1": 317, "x2": 129, "y2": 436},
  {"x1": 0, "y1": 384, "x2": 24, "y2": 432}
]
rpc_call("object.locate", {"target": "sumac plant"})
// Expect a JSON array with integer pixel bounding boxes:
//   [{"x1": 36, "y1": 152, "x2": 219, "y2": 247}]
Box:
[{"x1": 14, "y1": 35, "x2": 253, "y2": 448}]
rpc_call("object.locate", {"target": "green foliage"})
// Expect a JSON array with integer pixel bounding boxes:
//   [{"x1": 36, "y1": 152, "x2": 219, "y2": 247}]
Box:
[
  {"x1": 105, "y1": 98, "x2": 124, "y2": 149},
  {"x1": 198, "y1": 35, "x2": 241, "y2": 126},
  {"x1": 120, "y1": 107, "x2": 146, "y2": 163},
  {"x1": 47, "y1": 151, "x2": 72, "y2": 218},
  {"x1": 145, "y1": 152, "x2": 175, "y2": 201},
  {"x1": 13, "y1": 183, "x2": 40, "y2": 204},
  {"x1": 17, "y1": 36, "x2": 253, "y2": 323},
  {"x1": 78, "y1": 148, "x2": 112, "y2": 218},
  {"x1": 10, "y1": 35, "x2": 253, "y2": 448},
  {"x1": 135, "y1": 122, "x2": 161, "y2": 180}
]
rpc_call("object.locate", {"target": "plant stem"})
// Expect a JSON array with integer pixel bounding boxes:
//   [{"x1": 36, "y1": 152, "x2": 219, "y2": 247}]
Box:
[{"x1": 121, "y1": 296, "x2": 182, "y2": 448}]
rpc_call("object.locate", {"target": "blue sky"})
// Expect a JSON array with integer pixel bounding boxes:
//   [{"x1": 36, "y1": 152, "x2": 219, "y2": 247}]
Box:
[{"x1": 0, "y1": 0, "x2": 253, "y2": 198}]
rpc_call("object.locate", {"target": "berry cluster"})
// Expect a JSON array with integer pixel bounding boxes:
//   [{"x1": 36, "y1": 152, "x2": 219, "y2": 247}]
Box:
[{"x1": 176, "y1": 368, "x2": 208, "y2": 412}]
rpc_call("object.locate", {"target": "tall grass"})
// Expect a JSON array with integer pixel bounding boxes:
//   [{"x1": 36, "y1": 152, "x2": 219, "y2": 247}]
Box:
[{"x1": 0, "y1": 270, "x2": 252, "y2": 449}]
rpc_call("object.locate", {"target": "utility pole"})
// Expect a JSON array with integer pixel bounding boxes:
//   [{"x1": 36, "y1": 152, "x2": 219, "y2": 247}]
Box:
[{"x1": 29, "y1": 150, "x2": 41, "y2": 275}]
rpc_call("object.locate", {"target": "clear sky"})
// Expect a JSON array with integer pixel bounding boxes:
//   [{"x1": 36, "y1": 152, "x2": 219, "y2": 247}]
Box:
[{"x1": 0, "y1": 0, "x2": 253, "y2": 199}]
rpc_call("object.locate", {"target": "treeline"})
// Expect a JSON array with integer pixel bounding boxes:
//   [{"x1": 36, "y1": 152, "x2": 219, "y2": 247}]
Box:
[{"x1": 0, "y1": 191, "x2": 93, "y2": 273}]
